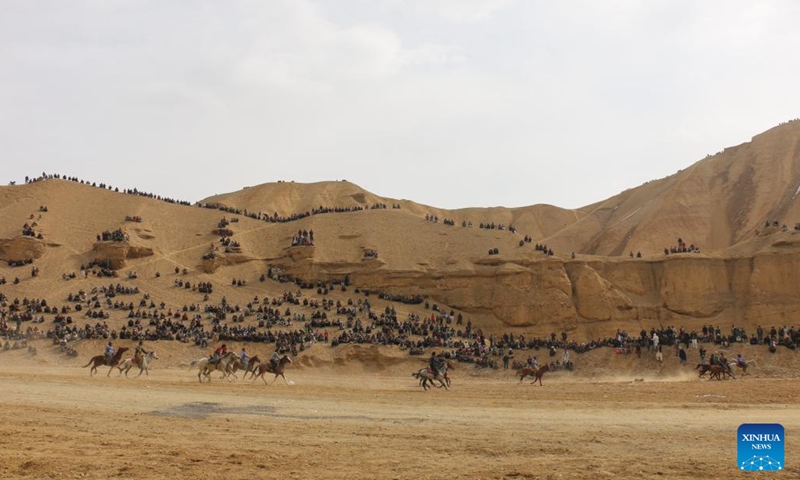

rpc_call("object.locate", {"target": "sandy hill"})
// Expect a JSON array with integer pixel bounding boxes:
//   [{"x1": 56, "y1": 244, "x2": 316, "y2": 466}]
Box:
[
  {"x1": 201, "y1": 180, "x2": 584, "y2": 243},
  {"x1": 546, "y1": 121, "x2": 800, "y2": 256},
  {"x1": 1, "y1": 121, "x2": 800, "y2": 338}
]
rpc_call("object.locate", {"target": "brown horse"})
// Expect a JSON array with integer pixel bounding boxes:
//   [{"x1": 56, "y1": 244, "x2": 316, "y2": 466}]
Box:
[
  {"x1": 708, "y1": 365, "x2": 736, "y2": 380},
  {"x1": 83, "y1": 347, "x2": 130, "y2": 377},
  {"x1": 518, "y1": 364, "x2": 550, "y2": 386},
  {"x1": 695, "y1": 363, "x2": 712, "y2": 378},
  {"x1": 252, "y1": 355, "x2": 292, "y2": 385},
  {"x1": 242, "y1": 355, "x2": 262, "y2": 380}
]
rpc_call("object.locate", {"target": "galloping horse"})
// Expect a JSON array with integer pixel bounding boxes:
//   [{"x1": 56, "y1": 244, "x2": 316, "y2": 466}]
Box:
[
  {"x1": 413, "y1": 361, "x2": 452, "y2": 391},
  {"x1": 251, "y1": 355, "x2": 293, "y2": 385},
  {"x1": 518, "y1": 364, "x2": 550, "y2": 386},
  {"x1": 708, "y1": 364, "x2": 736, "y2": 380},
  {"x1": 190, "y1": 352, "x2": 238, "y2": 382},
  {"x1": 117, "y1": 351, "x2": 159, "y2": 378},
  {"x1": 412, "y1": 369, "x2": 451, "y2": 390},
  {"x1": 729, "y1": 359, "x2": 756, "y2": 376},
  {"x1": 695, "y1": 363, "x2": 712, "y2": 378},
  {"x1": 83, "y1": 347, "x2": 130, "y2": 377},
  {"x1": 242, "y1": 355, "x2": 262, "y2": 380}
]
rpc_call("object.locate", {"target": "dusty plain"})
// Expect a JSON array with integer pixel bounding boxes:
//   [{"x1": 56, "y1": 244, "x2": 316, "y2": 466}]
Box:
[{"x1": 1, "y1": 349, "x2": 798, "y2": 480}]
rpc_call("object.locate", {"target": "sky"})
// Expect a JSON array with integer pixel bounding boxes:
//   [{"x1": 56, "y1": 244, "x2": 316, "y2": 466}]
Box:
[{"x1": 1, "y1": 0, "x2": 799, "y2": 210}]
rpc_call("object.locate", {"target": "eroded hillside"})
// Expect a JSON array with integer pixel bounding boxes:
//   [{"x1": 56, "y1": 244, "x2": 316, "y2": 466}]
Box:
[{"x1": 2, "y1": 122, "x2": 800, "y2": 334}]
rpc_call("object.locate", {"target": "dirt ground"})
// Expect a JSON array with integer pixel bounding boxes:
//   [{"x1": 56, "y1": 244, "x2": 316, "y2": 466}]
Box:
[{"x1": 1, "y1": 354, "x2": 799, "y2": 480}]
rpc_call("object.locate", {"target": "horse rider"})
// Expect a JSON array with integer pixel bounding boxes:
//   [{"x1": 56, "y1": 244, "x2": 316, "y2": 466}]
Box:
[
  {"x1": 210, "y1": 344, "x2": 227, "y2": 364},
  {"x1": 240, "y1": 347, "x2": 249, "y2": 370},
  {"x1": 709, "y1": 351, "x2": 719, "y2": 367},
  {"x1": 104, "y1": 341, "x2": 115, "y2": 364},
  {"x1": 270, "y1": 350, "x2": 281, "y2": 371},
  {"x1": 736, "y1": 353, "x2": 747, "y2": 368},
  {"x1": 531, "y1": 356, "x2": 539, "y2": 369},
  {"x1": 429, "y1": 351, "x2": 439, "y2": 377},
  {"x1": 134, "y1": 340, "x2": 149, "y2": 367},
  {"x1": 717, "y1": 352, "x2": 731, "y2": 374}
]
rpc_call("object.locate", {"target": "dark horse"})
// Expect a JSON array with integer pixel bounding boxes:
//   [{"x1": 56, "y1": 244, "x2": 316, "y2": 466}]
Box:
[
  {"x1": 83, "y1": 347, "x2": 130, "y2": 377},
  {"x1": 708, "y1": 364, "x2": 736, "y2": 380},
  {"x1": 252, "y1": 355, "x2": 293, "y2": 385},
  {"x1": 695, "y1": 363, "x2": 712, "y2": 378},
  {"x1": 518, "y1": 364, "x2": 550, "y2": 386}
]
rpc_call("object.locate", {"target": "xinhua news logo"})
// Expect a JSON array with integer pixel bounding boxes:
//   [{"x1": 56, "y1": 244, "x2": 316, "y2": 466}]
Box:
[{"x1": 738, "y1": 424, "x2": 784, "y2": 471}]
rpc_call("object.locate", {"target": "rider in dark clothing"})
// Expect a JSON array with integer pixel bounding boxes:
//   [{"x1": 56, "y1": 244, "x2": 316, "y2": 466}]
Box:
[{"x1": 429, "y1": 352, "x2": 438, "y2": 376}]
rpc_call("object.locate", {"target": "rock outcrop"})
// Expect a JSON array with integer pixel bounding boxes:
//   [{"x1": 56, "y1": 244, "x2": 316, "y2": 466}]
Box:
[
  {"x1": 0, "y1": 237, "x2": 47, "y2": 262},
  {"x1": 91, "y1": 242, "x2": 153, "y2": 270}
]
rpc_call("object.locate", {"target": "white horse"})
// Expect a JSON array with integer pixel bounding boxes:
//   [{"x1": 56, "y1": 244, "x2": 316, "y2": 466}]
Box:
[
  {"x1": 117, "y1": 351, "x2": 159, "y2": 378},
  {"x1": 729, "y1": 359, "x2": 756, "y2": 376},
  {"x1": 189, "y1": 352, "x2": 239, "y2": 382},
  {"x1": 413, "y1": 361, "x2": 450, "y2": 390}
]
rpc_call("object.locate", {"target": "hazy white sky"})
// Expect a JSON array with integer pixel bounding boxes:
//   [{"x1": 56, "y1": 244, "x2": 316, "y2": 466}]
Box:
[{"x1": 2, "y1": 0, "x2": 799, "y2": 210}]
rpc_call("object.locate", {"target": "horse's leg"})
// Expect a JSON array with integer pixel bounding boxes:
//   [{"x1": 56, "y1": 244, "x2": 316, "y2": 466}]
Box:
[
  {"x1": 135, "y1": 366, "x2": 144, "y2": 378},
  {"x1": 281, "y1": 373, "x2": 290, "y2": 386},
  {"x1": 107, "y1": 366, "x2": 115, "y2": 377},
  {"x1": 261, "y1": 373, "x2": 269, "y2": 385}
]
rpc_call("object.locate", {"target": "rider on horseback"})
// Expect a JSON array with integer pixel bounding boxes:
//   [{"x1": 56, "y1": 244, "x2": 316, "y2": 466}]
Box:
[
  {"x1": 429, "y1": 352, "x2": 439, "y2": 377},
  {"x1": 270, "y1": 350, "x2": 280, "y2": 371},
  {"x1": 104, "y1": 341, "x2": 115, "y2": 365},
  {"x1": 210, "y1": 344, "x2": 227, "y2": 364},
  {"x1": 736, "y1": 354, "x2": 747, "y2": 368},
  {"x1": 717, "y1": 352, "x2": 732, "y2": 375},
  {"x1": 240, "y1": 347, "x2": 249, "y2": 370},
  {"x1": 134, "y1": 340, "x2": 149, "y2": 367}
]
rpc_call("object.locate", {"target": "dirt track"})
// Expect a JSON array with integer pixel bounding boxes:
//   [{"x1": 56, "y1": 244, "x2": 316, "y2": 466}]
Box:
[{"x1": 1, "y1": 363, "x2": 799, "y2": 480}]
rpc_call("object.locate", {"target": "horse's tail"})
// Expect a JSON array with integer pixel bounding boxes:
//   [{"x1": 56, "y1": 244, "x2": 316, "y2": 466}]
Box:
[
  {"x1": 189, "y1": 360, "x2": 200, "y2": 370},
  {"x1": 82, "y1": 357, "x2": 97, "y2": 368}
]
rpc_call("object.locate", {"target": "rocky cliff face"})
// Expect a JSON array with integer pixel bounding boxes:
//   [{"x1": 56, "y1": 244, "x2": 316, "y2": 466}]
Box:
[
  {"x1": 91, "y1": 242, "x2": 153, "y2": 270},
  {"x1": 276, "y1": 231, "x2": 800, "y2": 330},
  {"x1": 0, "y1": 237, "x2": 47, "y2": 262}
]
